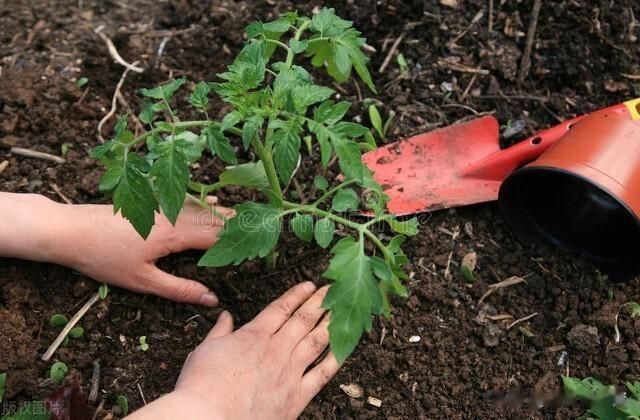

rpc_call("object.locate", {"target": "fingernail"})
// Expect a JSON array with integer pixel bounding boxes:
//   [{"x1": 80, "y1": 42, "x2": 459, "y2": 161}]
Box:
[
  {"x1": 302, "y1": 281, "x2": 316, "y2": 291},
  {"x1": 219, "y1": 310, "x2": 230, "y2": 320},
  {"x1": 199, "y1": 291, "x2": 219, "y2": 307}
]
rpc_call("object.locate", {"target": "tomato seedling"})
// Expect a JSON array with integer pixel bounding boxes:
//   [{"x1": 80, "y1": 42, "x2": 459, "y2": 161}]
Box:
[{"x1": 92, "y1": 8, "x2": 417, "y2": 363}]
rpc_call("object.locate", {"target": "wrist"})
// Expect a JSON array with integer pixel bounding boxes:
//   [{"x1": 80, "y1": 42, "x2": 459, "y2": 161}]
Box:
[
  {"x1": 0, "y1": 193, "x2": 72, "y2": 263},
  {"x1": 126, "y1": 389, "x2": 225, "y2": 420}
]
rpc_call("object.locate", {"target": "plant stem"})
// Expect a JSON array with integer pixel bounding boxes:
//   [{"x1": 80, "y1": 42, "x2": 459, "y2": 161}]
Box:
[
  {"x1": 130, "y1": 120, "x2": 242, "y2": 148},
  {"x1": 265, "y1": 38, "x2": 292, "y2": 54},
  {"x1": 313, "y1": 179, "x2": 358, "y2": 207},
  {"x1": 252, "y1": 137, "x2": 283, "y2": 200},
  {"x1": 186, "y1": 193, "x2": 230, "y2": 223},
  {"x1": 285, "y1": 20, "x2": 312, "y2": 68}
]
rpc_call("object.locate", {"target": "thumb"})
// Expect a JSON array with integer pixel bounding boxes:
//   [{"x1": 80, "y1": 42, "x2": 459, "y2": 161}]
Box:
[
  {"x1": 147, "y1": 267, "x2": 219, "y2": 307},
  {"x1": 206, "y1": 310, "x2": 234, "y2": 340}
]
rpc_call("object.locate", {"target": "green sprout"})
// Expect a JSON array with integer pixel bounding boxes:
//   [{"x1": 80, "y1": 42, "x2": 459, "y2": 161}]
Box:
[
  {"x1": 368, "y1": 104, "x2": 396, "y2": 143},
  {"x1": 49, "y1": 362, "x2": 68, "y2": 384},
  {"x1": 139, "y1": 336, "x2": 149, "y2": 352}
]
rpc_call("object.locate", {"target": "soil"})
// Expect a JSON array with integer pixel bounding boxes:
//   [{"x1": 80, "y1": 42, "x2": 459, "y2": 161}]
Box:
[{"x1": 1, "y1": 0, "x2": 639, "y2": 418}]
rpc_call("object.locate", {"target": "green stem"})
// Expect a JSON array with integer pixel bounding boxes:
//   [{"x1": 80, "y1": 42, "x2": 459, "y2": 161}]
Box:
[
  {"x1": 130, "y1": 120, "x2": 242, "y2": 148},
  {"x1": 186, "y1": 193, "x2": 230, "y2": 223},
  {"x1": 313, "y1": 179, "x2": 357, "y2": 207},
  {"x1": 265, "y1": 38, "x2": 292, "y2": 54},
  {"x1": 285, "y1": 20, "x2": 312, "y2": 68},
  {"x1": 252, "y1": 137, "x2": 283, "y2": 200}
]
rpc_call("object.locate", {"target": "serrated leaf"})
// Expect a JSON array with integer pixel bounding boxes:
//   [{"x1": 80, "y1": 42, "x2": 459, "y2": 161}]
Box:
[
  {"x1": 221, "y1": 111, "x2": 242, "y2": 132},
  {"x1": 627, "y1": 381, "x2": 640, "y2": 400},
  {"x1": 205, "y1": 126, "x2": 237, "y2": 164},
  {"x1": 219, "y1": 161, "x2": 269, "y2": 189},
  {"x1": 293, "y1": 85, "x2": 334, "y2": 110},
  {"x1": 291, "y1": 214, "x2": 314, "y2": 242},
  {"x1": 150, "y1": 140, "x2": 190, "y2": 225},
  {"x1": 331, "y1": 136, "x2": 370, "y2": 184},
  {"x1": 618, "y1": 397, "x2": 640, "y2": 417},
  {"x1": 289, "y1": 39, "x2": 308, "y2": 53},
  {"x1": 322, "y1": 236, "x2": 383, "y2": 363},
  {"x1": 332, "y1": 188, "x2": 359, "y2": 212},
  {"x1": 172, "y1": 131, "x2": 206, "y2": 163},
  {"x1": 314, "y1": 100, "x2": 351, "y2": 126},
  {"x1": 314, "y1": 175, "x2": 329, "y2": 190},
  {"x1": 189, "y1": 81, "x2": 211, "y2": 110},
  {"x1": 242, "y1": 115, "x2": 264, "y2": 150},
  {"x1": 99, "y1": 166, "x2": 123, "y2": 192},
  {"x1": 562, "y1": 377, "x2": 612, "y2": 401},
  {"x1": 370, "y1": 256, "x2": 392, "y2": 281},
  {"x1": 314, "y1": 128, "x2": 333, "y2": 168},
  {"x1": 198, "y1": 203, "x2": 282, "y2": 266},
  {"x1": 387, "y1": 217, "x2": 419, "y2": 236},
  {"x1": 139, "y1": 100, "x2": 155, "y2": 125},
  {"x1": 332, "y1": 122, "x2": 368, "y2": 138},
  {"x1": 113, "y1": 155, "x2": 159, "y2": 239},
  {"x1": 272, "y1": 123, "x2": 301, "y2": 184},
  {"x1": 140, "y1": 77, "x2": 186, "y2": 101}
]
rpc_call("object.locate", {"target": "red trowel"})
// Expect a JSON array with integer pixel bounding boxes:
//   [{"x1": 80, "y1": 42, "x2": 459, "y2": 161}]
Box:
[{"x1": 362, "y1": 99, "x2": 640, "y2": 215}]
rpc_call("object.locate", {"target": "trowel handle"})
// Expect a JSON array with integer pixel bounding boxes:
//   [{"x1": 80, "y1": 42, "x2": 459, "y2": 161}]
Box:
[{"x1": 463, "y1": 99, "x2": 640, "y2": 181}]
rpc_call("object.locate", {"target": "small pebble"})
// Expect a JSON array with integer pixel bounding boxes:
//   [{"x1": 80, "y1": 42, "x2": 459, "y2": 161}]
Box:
[
  {"x1": 340, "y1": 383, "x2": 364, "y2": 399},
  {"x1": 367, "y1": 396, "x2": 383, "y2": 408},
  {"x1": 409, "y1": 335, "x2": 421, "y2": 343}
]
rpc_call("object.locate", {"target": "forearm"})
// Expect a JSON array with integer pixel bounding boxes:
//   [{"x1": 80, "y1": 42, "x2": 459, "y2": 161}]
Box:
[
  {"x1": 0, "y1": 193, "x2": 70, "y2": 263},
  {"x1": 126, "y1": 390, "x2": 225, "y2": 420}
]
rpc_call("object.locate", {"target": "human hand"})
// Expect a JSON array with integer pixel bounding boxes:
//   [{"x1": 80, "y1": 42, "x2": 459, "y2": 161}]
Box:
[
  {"x1": 127, "y1": 282, "x2": 340, "y2": 420},
  {"x1": 53, "y1": 196, "x2": 234, "y2": 306}
]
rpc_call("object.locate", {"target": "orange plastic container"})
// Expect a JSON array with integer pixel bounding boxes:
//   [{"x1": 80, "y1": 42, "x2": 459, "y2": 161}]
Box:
[{"x1": 499, "y1": 99, "x2": 640, "y2": 277}]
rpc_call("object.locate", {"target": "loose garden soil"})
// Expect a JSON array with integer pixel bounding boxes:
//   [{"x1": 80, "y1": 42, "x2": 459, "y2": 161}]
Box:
[{"x1": 1, "y1": 0, "x2": 639, "y2": 418}]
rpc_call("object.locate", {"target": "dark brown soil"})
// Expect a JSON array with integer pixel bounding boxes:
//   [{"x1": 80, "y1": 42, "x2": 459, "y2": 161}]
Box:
[{"x1": 1, "y1": 0, "x2": 639, "y2": 418}]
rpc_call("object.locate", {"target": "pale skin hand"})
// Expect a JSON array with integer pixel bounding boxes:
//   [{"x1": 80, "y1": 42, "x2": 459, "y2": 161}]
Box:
[
  {"x1": 0, "y1": 192, "x2": 233, "y2": 306},
  {"x1": 127, "y1": 282, "x2": 340, "y2": 420}
]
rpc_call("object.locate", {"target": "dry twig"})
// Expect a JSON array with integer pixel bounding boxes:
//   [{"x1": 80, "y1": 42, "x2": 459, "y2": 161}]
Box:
[
  {"x1": 507, "y1": 312, "x2": 538, "y2": 330},
  {"x1": 518, "y1": 0, "x2": 542, "y2": 82},
  {"x1": 379, "y1": 33, "x2": 405, "y2": 73},
  {"x1": 97, "y1": 61, "x2": 140, "y2": 142},
  {"x1": 438, "y1": 58, "x2": 489, "y2": 75},
  {"x1": 94, "y1": 26, "x2": 144, "y2": 73},
  {"x1": 478, "y1": 275, "x2": 528, "y2": 304},
  {"x1": 10, "y1": 147, "x2": 65, "y2": 164},
  {"x1": 42, "y1": 292, "x2": 100, "y2": 361},
  {"x1": 51, "y1": 184, "x2": 73, "y2": 204}
]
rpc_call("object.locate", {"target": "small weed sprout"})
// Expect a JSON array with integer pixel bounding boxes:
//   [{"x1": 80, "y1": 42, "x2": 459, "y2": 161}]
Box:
[
  {"x1": 50, "y1": 362, "x2": 68, "y2": 384},
  {"x1": 92, "y1": 8, "x2": 418, "y2": 362},
  {"x1": 138, "y1": 336, "x2": 149, "y2": 352},
  {"x1": 368, "y1": 104, "x2": 396, "y2": 143},
  {"x1": 116, "y1": 395, "x2": 129, "y2": 416},
  {"x1": 622, "y1": 301, "x2": 640, "y2": 318}
]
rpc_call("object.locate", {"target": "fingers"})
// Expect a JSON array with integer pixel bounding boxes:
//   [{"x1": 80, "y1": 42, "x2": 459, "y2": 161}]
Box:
[
  {"x1": 205, "y1": 310, "x2": 234, "y2": 341},
  {"x1": 175, "y1": 204, "x2": 235, "y2": 251},
  {"x1": 147, "y1": 267, "x2": 219, "y2": 307},
  {"x1": 299, "y1": 352, "x2": 341, "y2": 406},
  {"x1": 248, "y1": 282, "x2": 317, "y2": 335},
  {"x1": 275, "y1": 286, "x2": 328, "y2": 348},
  {"x1": 292, "y1": 313, "x2": 330, "y2": 369}
]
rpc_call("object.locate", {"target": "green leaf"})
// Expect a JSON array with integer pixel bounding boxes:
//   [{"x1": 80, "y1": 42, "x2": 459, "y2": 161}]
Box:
[
  {"x1": 387, "y1": 218, "x2": 419, "y2": 236},
  {"x1": 50, "y1": 362, "x2": 68, "y2": 384},
  {"x1": 189, "y1": 81, "x2": 211, "y2": 110},
  {"x1": 314, "y1": 217, "x2": 335, "y2": 248},
  {"x1": 623, "y1": 301, "x2": 640, "y2": 318},
  {"x1": 322, "y1": 236, "x2": 383, "y2": 363},
  {"x1": 150, "y1": 140, "x2": 190, "y2": 225},
  {"x1": 314, "y1": 175, "x2": 329, "y2": 190},
  {"x1": 242, "y1": 115, "x2": 264, "y2": 150},
  {"x1": 198, "y1": 203, "x2": 282, "y2": 267},
  {"x1": 68, "y1": 327, "x2": 84, "y2": 339},
  {"x1": 562, "y1": 377, "x2": 613, "y2": 401},
  {"x1": 213, "y1": 41, "x2": 266, "y2": 99},
  {"x1": 618, "y1": 397, "x2": 640, "y2": 418},
  {"x1": 311, "y1": 8, "x2": 352, "y2": 34},
  {"x1": 172, "y1": 131, "x2": 206, "y2": 163},
  {"x1": 218, "y1": 161, "x2": 269, "y2": 189},
  {"x1": 370, "y1": 256, "x2": 392, "y2": 281},
  {"x1": 139, "y1": 100, "x2": 155, "y2": 125},
  {"x1": 49, "y1": 314, "x2": 68, "y2": 328},
  {"x1": 116, "y1": 395, "x2": 129, "y2": 416},
  {"x1": 331, "y1": 188, "x2": 359, "y2": 212},
  {"x1": 291, "y1": 214, "x2": 314, "y2": 242},
  {"x1": 113, "y1": 155, "x2": 159, "y2": 239},
  {"x1": 76, "y1": 77, "x2": 89, "y2": 87},
  {"x1": 293, "y1": 85, "x2": 335, "y2": 110},
  {"x1": 139, "y1": 336, "x2": 149, "y2": 352},
  {"x1": 140, "y1": 77, "x2": 186, "y2": 101},
  {"x1": 331, "y1": 136, "x2": 371, "y2": 184},
  {"x1": 205, "y1": 127, "x2": 237, "y2": 164},
  {"x1": 0, "y1": 372, "x2": 6, "y2": 404},
  {"x1": 316, "y1": 129, "x2": 333, "y2": 168},
  {"x1": 369, "y1": 104, "x2": 382, "y2": 137},
  {"x1": 332, "y1": 122, "x2": 368, "y2": 138},
  {"x1": 314, "y1": 100, "x2": 351, "y2": 126},
  {"x1": 221, "y1": 112, "x2": 242, "y2": 132},
  {"x1": 627, "y1": 381, "x2": 640, "y2": 400},
  {"x1": 272, "y1": 123, "x2": 301, "y2": 184},
  {"x1": 98, "y1": 284, "x2": 109, "y2": 299},
  {"x1": 289, "y1": 39, "x2": 308, "y2": 54}
]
